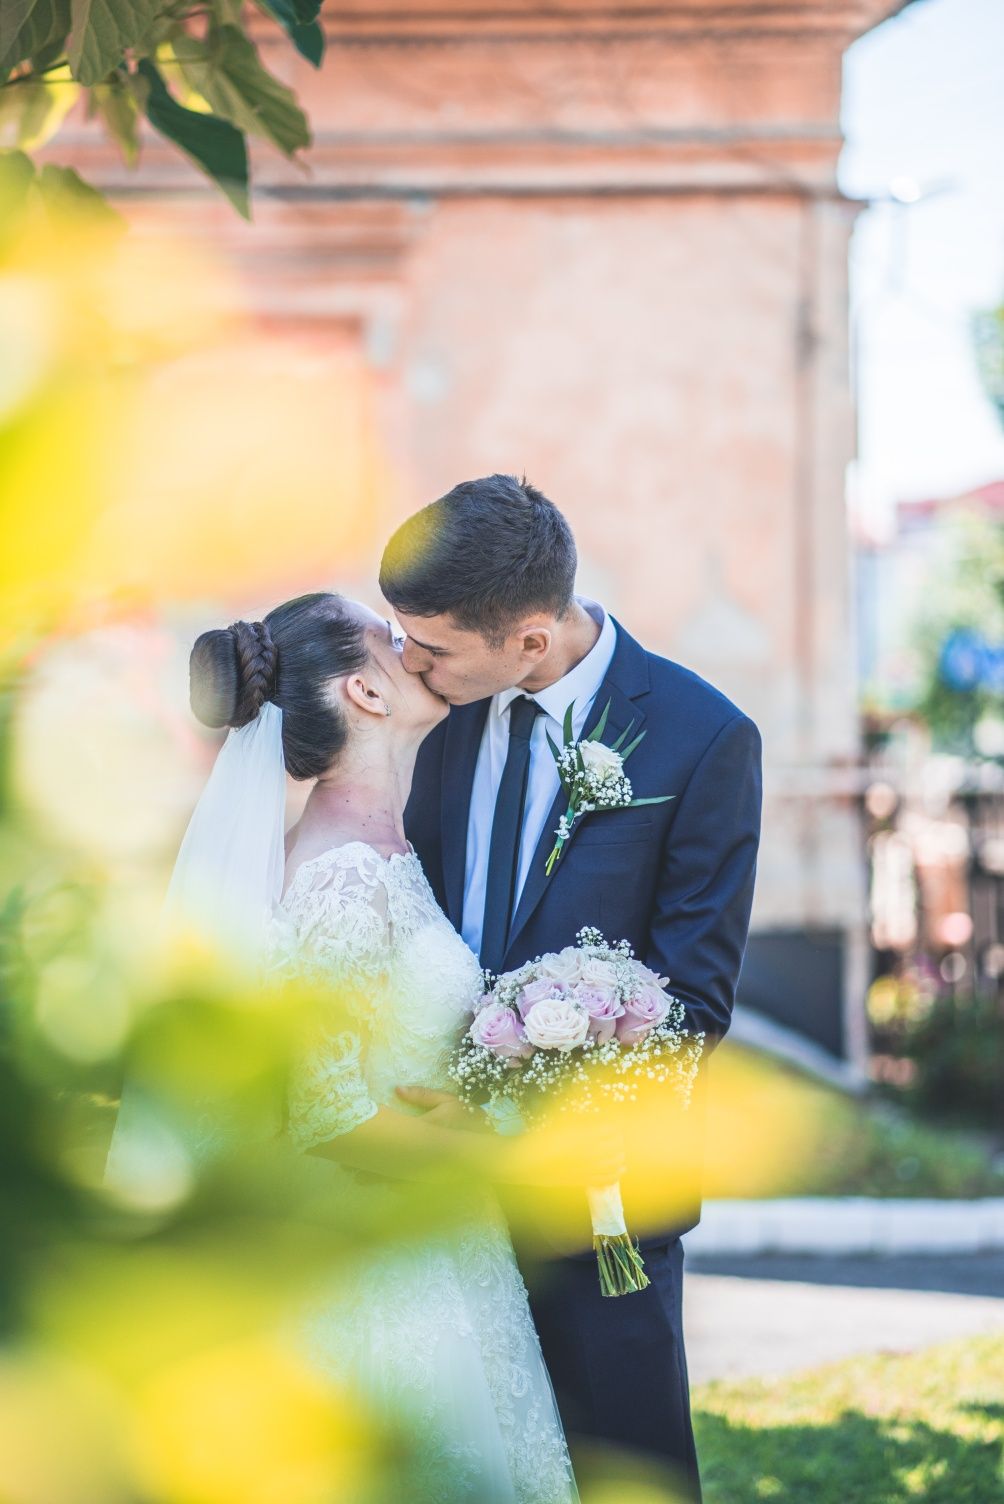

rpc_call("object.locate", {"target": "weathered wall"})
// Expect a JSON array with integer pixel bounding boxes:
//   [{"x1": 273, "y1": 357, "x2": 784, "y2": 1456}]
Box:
[{"x1": 47, "y1": 0, "x2": 911, "y2": 1060}]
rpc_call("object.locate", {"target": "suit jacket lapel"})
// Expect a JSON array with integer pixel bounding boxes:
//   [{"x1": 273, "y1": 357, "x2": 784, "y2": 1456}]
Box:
[
  {"x1": 440, "y1": 698, "x2": 490, "y2": 930},
  {"x1": 504, "y1": 633, "x2": 649, "y2": 963}
]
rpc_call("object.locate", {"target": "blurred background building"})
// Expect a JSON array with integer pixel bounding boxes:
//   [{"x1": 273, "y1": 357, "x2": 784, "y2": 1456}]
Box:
[{"x1": 40, "y1": 0, "x2": 1004, "y2": 1077}]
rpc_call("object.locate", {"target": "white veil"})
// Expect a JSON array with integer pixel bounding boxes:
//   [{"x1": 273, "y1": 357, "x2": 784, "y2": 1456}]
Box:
[
  {"x1": 164, "y1": 700, "x2": 287, "y2": 960},
  {"x1": 105, "y1": 700, "x2": 288, "y2": 1203}
]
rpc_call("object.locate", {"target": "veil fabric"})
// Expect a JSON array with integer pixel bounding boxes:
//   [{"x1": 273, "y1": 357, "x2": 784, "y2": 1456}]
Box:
[
  {"x1": 164, "y1": 700, "x2": 287, "y2": 961},
  {"x1": 105, "y1": 702, "x2": 288, "y2": 1200}
]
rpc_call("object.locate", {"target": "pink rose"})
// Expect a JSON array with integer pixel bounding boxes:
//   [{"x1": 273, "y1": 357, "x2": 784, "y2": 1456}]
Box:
[
  {"x1": 615, "y1": 983, "x2": 670, "y2": 1045},
  {"x1": 537, "y1": 948, "x2": 582, "y2": 986},
  {"x1": 469, "y1": 1002, "x2": 532, "y2": 1061},
  {"x1": 571, "y1": 982, "x2": 625, "y2": 1044},
  {"x1": 522, "y1": 997, "x2": 590, "y2": 1052},
  {"x1": 516, "y1": 976, "x2": 567, "y2": 1018},
  {"x1": 577, "y1": 954, "x2": 619, "y2": 989},
  {"x1": 634, "y1": 963, "x2": 670, "y2": 991}
]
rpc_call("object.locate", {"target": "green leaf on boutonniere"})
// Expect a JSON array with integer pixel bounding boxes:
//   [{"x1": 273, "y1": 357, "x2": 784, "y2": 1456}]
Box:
[
  {"x1": 545, "y1": 729, "x2": 562, "y2": 763},
  {"x1": 562, "y1": 700, "x2": 575, "y2": 749},
  {"x1": 586, "y1": 699, "x2": 611, "y2": 743},
  {"x1": 628, "y1": 795, "x2": 675, "y2": 807},
  {"x1": 610, "y1": 719, "x2": 636, "y2": 754},
  {"x1": 620, "y1": 729, "x2": 647, "y2": 761}
]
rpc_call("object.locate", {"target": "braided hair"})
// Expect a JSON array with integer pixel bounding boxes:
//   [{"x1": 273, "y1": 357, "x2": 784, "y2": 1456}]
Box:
[{"x1": 189, "y1": 593, "x2": 369, "y2": 780}]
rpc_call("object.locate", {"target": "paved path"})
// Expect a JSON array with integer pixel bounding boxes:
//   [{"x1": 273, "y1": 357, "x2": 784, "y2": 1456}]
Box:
[
  {"x1": 685, "y1": 1197, "x2": 1004, "y2": 1255},
  {"x1": 682, "y1": 1253, "x2": 1004, "y2": 1386}
]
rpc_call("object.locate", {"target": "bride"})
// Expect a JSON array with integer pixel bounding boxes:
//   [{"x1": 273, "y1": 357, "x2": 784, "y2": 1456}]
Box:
[{"x1": 112, "y1": 591, "x2": 598, "y2": 1503}]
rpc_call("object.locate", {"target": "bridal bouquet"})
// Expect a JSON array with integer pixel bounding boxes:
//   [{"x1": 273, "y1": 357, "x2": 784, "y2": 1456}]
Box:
[{"x1": 448, "y1": 928, "x2": 705, "y2": 1296}]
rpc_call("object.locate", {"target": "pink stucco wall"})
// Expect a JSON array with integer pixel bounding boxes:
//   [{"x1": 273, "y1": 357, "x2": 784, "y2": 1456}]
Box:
[{"x1": 45, "y1": 0, "x2": 911, "y2": 1060}]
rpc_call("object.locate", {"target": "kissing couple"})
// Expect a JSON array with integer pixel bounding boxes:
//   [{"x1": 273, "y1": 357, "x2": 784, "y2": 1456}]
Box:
[{"x1": 109, "y1": 473, "x2": 762, "y2": 1503}]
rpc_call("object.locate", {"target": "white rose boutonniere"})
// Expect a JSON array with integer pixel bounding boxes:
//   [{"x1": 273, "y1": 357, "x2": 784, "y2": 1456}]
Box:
[
  {"x1": 578, "y1": 739, "x2": 624, "y2": 782},
  {"x1": 544, "y1": 700, "x2": 675, "y2": 874}
]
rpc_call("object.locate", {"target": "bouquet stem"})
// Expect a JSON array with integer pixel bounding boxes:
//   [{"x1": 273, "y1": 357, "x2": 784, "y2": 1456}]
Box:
[
  {"x1": 544, "y1": 802, "x2": 577, "y2": 875},
  {"x1": 586, "y1": 1183, "x2": 650, "y2": 1297},
  {"x1": 594, "y1": 1233, "x2": 651, "y2": 1297}
]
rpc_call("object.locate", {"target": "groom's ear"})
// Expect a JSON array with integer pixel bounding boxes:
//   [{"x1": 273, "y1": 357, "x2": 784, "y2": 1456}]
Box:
[{"x1": 517, "y1": 625, "x2": 552, "y2": 663}]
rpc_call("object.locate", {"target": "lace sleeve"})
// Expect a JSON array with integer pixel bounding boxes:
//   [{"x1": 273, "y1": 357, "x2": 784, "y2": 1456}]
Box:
[
  {"x1": 271, "y1": 846, "x2": 391, "y2": 1152},
  {"x1": 286, "y1": 1024, "x2": 378, "y2": 1150}
]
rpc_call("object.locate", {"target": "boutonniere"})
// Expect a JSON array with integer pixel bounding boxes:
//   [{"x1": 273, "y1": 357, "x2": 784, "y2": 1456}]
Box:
[{"x1": 544, "y1": 700, "x2": 674, "y2": 874}]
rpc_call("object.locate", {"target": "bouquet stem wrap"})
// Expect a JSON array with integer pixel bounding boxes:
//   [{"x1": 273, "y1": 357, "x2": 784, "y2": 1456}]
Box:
[
  {"x1": 586, "y1": 1182, "x2": 650, "y2": 1297},
  {"x1": 453, "y1": 930, "x2": 705, "y2": 1302}
]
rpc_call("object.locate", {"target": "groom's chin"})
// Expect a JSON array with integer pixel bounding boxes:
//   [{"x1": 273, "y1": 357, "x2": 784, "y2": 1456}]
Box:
[
  {"x1": 435, "y1": 687, "x2": 488, "y2": 707},
  {"x1": 419, "y1": 688, "x2": 454, "y2": 721}
]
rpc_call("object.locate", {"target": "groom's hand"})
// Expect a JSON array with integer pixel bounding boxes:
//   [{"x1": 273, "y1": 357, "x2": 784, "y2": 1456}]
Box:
[{"x1": 394, "y1": 1084, "x2": 474, "y2": 1130}]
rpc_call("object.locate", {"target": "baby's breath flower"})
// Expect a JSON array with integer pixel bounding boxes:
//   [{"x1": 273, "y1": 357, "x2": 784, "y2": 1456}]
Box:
[
  {"x1": 447, "y1": 928, "x2": 704, "y2": 1123},
  {"x1": 543, "y1": 698, "x2": 674, "y2": 874}
]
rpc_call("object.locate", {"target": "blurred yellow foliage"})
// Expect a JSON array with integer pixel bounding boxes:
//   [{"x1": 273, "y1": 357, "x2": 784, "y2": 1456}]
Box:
[
  {"x1": 0, "y1": 1346, "x2": 130, "y2": 1504},
  {"x1": 0, "y1": 168, "x2": 389, "y2": 655},
  {"x1": 495, "y1": 1041, "x2": 822, "y2": 1255},
  {"x1": 132, "y1": 1334, "x2": 370, "y2": 1504}
]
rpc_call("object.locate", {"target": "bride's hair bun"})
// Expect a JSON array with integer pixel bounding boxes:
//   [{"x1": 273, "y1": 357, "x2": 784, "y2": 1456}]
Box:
[
  {"x1": 190, "y1": 619, "x2": 279, "y2": 730},
  {"x1": 188, "y1": 594, "x2": 369, "y2": 779}
]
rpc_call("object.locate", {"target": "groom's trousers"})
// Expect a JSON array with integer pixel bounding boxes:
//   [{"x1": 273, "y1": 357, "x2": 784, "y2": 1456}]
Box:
[{"x1": 524, "y1": 1236, "x2": 702, "y2": 1502}]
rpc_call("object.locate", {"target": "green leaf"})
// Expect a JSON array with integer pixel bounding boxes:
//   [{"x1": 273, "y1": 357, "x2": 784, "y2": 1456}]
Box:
[
  {"x1": 621, "y1": 729, "x2": 647, "y2": 761},
  {"x1": 173, "y1": 24, "x2": 309, "y2": 157},
  {"x1": 0, "y1": 146, "x2": 35, "y2": 189},
  {"x1": 0, "y1": 148, "x2": 36, "y2": 240},
  {"x1": 135, "y1": 58, "x2": 249, "y2": 219},
  {"x1": 36, "y1": 161, "x2": 123, "y2": 223},
  {"x1": 209, "y1": 0, "x2": 245, "y2": 21},
  {"x1": 0, "y1": 69, "x2": 78, "y2": 149},
  {"x1": 586, "y1": 699, "x2": 611, "y2": 744},
  {"x1": 610, "y1": 719, "x2": 636, "y2": 753},
  {"x1": 627, "y1": 795, "x2": 675, "y2": 807},
  {"x1": 545, "y1": 729, "x2": 562, "y2": 764},
  {"x1": 562, "y1": 701, "x2": 575, "y2": 749},
  {"x1": 87, "y1": 70, "x2": 138, "y2": 164},
  {"x1": 253, "y1": 0, "x2": 324, "y2": 67},
  {"x1": 0, "y1": 0, "x2": 70, "y2": 77},
  {"x1": 67, "y1": 0, "x2": 161, "y2": 86}
]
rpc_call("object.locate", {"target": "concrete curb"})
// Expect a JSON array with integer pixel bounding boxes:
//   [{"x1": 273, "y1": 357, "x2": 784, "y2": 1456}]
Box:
[{"x1": 682, "y1": 1198, "x2": 1004, "y2": 1256}]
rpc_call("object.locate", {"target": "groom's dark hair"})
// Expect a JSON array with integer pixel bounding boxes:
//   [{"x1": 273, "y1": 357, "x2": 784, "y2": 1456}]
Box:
[{"x1": 379, "y1": 474, "x2": 576, "y2": 647}]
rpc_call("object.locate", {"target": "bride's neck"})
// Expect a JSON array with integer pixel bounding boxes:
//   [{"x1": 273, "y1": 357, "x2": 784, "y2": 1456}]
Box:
[{"x1": 306, "y1": 734, "x2": 419, "y2": 851}]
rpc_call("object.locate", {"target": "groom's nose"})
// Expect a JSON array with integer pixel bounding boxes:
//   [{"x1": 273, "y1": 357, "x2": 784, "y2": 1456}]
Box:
[{"x1": 401, "y1": 638, "x2": 430, "y2": 675}]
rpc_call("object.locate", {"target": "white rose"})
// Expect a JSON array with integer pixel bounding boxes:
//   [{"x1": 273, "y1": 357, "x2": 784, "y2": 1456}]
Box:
[
  {"x1": 579, "y1": 739, "x2": 624, "y2": 782},
  {"x1": 577, "y1": 954, "x2": 619, "y2": 989},
  {"x1": 522, "y1": 998, "x2": 591, "y2": 1052},
  {"x1": 537, "y1": 947, "x2": 583, "y2": 985}
]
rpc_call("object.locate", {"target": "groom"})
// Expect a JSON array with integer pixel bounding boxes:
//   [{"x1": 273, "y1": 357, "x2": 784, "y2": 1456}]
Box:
[{"x1": 382, "y1": 474, "x2": 762, "y2": 1499}]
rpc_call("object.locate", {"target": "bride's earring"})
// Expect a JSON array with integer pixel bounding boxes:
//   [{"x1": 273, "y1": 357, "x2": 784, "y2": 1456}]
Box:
[{"x1": 384, "y1": 704, "x2": 392, "y2": 717}]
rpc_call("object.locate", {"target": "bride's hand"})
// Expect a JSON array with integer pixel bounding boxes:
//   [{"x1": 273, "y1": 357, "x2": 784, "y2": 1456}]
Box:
[{"x1": 394, "y1": 1084, "x2": 479, "y2": 1131}]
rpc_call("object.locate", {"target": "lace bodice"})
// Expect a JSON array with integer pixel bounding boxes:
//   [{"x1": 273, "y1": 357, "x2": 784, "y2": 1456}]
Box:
[
  {"x1": 269, "y1": 841, "x2": 485, "y2": 1151},
  {"x1": 266, "y1": 840, "x2": 577, "y2": 1504}
]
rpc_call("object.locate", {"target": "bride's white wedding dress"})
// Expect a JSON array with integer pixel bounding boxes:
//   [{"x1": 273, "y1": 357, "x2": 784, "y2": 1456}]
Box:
[{"x1": 268, "y1": 840, "x2": 577, "y2": 1504}]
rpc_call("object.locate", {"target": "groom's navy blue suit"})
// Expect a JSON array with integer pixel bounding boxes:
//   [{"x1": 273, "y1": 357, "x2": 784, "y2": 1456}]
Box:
[{"x1": 405, "y1": 618, "x2": 762, "y2": 1498}]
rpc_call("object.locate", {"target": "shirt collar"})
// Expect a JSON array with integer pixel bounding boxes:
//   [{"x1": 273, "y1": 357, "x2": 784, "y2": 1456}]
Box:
[{"x1": 496, "y1": 599, "x2": 617, "y2": 734}]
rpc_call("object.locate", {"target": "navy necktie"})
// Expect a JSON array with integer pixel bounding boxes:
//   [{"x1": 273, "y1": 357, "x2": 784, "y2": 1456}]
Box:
[{"x1": 479, "y1": 695, "x2": 542, "y2": 974}]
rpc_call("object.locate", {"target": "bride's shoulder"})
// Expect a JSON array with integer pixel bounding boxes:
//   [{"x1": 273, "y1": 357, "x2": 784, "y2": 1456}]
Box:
[{"x1": 281, "y1": 839, "x2": 414, "y2": 904}]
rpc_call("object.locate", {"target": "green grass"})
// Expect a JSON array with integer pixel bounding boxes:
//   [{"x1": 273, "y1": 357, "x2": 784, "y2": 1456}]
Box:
[
  {"x1": 725, "y1": 1043, "x2": 1004, "y2": 1200},
  {"x1": 695, "y1": 1334, "x2": 1004, "y2": 1503}
]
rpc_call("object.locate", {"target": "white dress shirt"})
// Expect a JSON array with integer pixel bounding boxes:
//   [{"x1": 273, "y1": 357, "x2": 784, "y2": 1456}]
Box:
[{"x1": 461, "y1": 600, "x2": 618, "y2": 956}]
